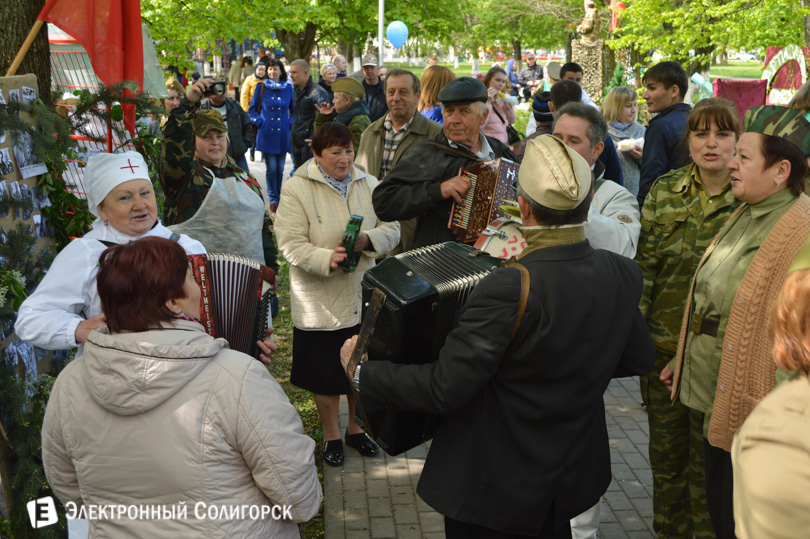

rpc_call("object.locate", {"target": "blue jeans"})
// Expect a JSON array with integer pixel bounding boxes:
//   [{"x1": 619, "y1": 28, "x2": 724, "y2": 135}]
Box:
[
  {"x1": 263, "y1": 153, "x2": 286, "y2": 205},
  {"x1": 234, "y1": 154, "x2": 249, "y2": 172}
]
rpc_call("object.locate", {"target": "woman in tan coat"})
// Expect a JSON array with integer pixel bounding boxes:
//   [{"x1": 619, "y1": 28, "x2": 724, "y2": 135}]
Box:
[
  {"x1": 275, "y1": 123, "x2": 400, "y2": 467},
  {"x1": 42, "y1": 237, "x2": 321, "y2": 538},
  {"x1": 732, "y1": 268, "x2": 810, "y2": 539}
]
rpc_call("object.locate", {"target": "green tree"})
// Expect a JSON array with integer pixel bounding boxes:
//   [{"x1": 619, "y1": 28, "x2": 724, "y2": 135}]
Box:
[{"x1": 611, "y1": 0, "x2": 807, "y2": 74}]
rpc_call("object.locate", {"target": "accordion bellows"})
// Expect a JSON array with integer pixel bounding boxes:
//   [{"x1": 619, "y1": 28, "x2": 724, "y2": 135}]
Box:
[
  {"x1": 357, "y1": 242, "x2": 502, "y2": 455},
  {"x1": 188, "y1": 253, "x2": 271, "y2": 358}
]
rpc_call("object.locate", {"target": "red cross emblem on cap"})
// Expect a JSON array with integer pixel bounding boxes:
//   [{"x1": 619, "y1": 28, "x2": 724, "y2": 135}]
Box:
[{"x1": 120, "y1": 159, "x2": 139, "y2": 173}]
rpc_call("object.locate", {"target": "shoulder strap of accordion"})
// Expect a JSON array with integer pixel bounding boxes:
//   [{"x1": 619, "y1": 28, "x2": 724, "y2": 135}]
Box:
[
  {"x1": 502, "y1": 257, "x2": 530, "y2": 340},
  {"x1": 429, "y1": 141, "x2": 485, "y2": 163}
]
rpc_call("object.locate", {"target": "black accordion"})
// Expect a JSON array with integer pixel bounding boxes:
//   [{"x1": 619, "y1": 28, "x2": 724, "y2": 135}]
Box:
[{"x1": 357, "y1": 242, "x2": 502, "y2": 455}]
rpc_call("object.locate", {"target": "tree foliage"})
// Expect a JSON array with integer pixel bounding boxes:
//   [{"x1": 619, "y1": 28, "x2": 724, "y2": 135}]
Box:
[{"x1": 611, "y1": 0, "x2": 808, "y2": 72}]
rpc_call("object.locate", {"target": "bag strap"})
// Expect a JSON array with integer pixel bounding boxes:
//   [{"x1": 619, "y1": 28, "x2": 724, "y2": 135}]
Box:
[
  {"x1": 256, "y1": 82, "x2": 266, "y2": 114},
  {"x1": 501, "y1": 256, "x2": 530, "y2": 340},
  {"x1": 491, "y1": 105, "x2": 507, "y2": 125},
  {"x1": 429, "y1": 141, "x2": 485, "y2": 163}
]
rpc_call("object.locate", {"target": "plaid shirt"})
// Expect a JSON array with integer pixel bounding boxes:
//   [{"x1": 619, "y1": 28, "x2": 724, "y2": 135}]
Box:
[{"x1": 379, "y1": 113, "x2": 415, "y2": 180}]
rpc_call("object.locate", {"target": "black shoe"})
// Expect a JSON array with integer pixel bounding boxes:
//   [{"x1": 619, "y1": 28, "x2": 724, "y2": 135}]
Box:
[
  {"x1": 345, "y1": 430, "x2": 378, "y2": 457},
  {"x1": 323, "y1": 440, "x2": 344, "y2": 467}
]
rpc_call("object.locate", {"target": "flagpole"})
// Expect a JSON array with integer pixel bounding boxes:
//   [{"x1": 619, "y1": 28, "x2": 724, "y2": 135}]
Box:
[{"x1": 6, "y1": 20, "x2": 45, "y2": 77}]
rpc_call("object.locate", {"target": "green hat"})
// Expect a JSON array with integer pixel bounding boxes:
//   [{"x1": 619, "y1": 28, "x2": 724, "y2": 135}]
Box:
[
  {"x1": 194, "y1": 110, "x2": 227, "y2": 136},
  {"x1": 332, "y1": 77, "x2": 365, "y2": 99},
  {"x1": 438, "y1": 77, "x2": 488, "y2": 105},
  {"x1": 744, "y1": 105, "x2": 810, "y2": 156}
]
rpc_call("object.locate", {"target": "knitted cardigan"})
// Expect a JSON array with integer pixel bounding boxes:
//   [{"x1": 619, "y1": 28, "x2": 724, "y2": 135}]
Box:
[{"x1": 671, "y1": 194, "x2": 810, "y2": 451}]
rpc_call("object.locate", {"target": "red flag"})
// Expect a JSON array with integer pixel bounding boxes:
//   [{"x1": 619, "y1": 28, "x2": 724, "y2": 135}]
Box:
[{"x1": 38, "y1": 0, "x2": 143, "y2": 134}]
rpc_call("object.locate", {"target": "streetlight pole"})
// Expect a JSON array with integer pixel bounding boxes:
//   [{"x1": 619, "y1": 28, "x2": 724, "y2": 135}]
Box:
[{"x1": 378, "y1": 0, "x2": 384, "y2": 66}]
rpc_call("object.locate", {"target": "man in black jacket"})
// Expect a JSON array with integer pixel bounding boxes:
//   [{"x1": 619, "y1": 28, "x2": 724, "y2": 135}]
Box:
[
  {"x1": 289, "y1": 59, "x2": 329, "y2": 170},
  {"x1": 518, "y1": 52, "x2": 544, "y2": 101},
  {"x1": 200, "y1": 90, "x2": 252, "y2": 170},
  {"x1": 344, "y1": 134, "x2": 654, "y2": 538},
  {"x1": 372, "y1": 77, "x2": 518, "y2": 248},
  {"x1": 360, "y1": 54, "x2": 388, "y2": 122}
]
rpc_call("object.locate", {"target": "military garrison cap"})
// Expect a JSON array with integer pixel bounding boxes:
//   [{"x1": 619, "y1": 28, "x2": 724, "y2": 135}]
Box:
[
  {"x1": 332, "y1": 77, "x2": 365, "y2": 99},
  {"x1": 438, "y1": 77, "x2": 488, "y2": 105},
  {"x1": 744, "y1": 105, "x2": 810, "y2": 155},
  {"x1": 194, "y1": 110, "x2": 227, "y2": 136}
]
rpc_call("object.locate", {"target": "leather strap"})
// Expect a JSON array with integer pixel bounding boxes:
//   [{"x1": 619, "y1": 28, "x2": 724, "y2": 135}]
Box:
[
  {"x1": 429, "y1": 141, "x2": 485, "y2": 163},
  {"x1": 502, "y1": 257, "x2": 530, "y2": 340}
]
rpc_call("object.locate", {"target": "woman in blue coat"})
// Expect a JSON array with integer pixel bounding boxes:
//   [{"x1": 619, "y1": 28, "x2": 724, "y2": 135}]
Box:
[{"x1": 249, "y1": 57, "x2": 294, "y2": 212}]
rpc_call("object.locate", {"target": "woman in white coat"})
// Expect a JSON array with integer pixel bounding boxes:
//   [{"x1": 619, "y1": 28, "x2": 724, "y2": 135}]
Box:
[
  {"x1": 274, "y1": 122, "x2": 400, "y2": 467},
  {"x1": 14, "y1": 151, "x2": 205, "y2": 352}
]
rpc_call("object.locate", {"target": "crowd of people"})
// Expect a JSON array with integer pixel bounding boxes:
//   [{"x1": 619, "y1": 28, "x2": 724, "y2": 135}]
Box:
[{"x1": 13, "y1": 48, "x2": 810, "y2": 539}]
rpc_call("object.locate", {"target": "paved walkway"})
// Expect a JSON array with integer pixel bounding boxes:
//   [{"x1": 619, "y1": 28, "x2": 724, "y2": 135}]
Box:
[{"x1": 323, "y1": 377, "x2": 655, "y2": 539}]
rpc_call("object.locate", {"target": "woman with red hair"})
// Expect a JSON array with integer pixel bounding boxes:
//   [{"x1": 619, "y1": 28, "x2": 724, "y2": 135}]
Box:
[
  {"x1": 732, "y1": 269, "x2": 810, "y2": 538},
  {"x1": 41, "y1": 237, "x2": 321, "y2": 537}
]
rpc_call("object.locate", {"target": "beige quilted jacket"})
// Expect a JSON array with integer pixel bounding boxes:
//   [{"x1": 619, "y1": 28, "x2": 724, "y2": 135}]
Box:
[
  {"x1": 42, "y1": 320, "x2": 321, "y2": 538},
  {"x1": 275, "y1": 160, "x2": 400, "y2": 329}
]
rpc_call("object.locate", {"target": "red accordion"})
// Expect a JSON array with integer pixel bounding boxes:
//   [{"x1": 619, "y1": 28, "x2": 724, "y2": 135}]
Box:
[
  {"x1": 448, "y1": 158, "x2": 519, "y2": 243},
  {"x1": 188, "y1": 253, "x2": 275, "y2": 357}
]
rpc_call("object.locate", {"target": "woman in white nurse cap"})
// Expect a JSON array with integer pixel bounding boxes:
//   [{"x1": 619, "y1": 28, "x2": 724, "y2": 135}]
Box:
[{"x1": 14, "y1": 151, "x2": 206, "y2": 350}]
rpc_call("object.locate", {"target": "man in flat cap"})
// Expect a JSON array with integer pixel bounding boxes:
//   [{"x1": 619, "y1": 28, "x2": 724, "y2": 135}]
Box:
[
  {"x1": 342, "y1": 135, "x2": 654, "y2": 538},
  {"x1": 372, "y1": 77, "x2": 518, "y2": 250}
]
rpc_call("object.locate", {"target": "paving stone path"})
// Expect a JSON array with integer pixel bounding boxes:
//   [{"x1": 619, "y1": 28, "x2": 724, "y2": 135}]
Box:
[{"x1": 324, "y1": 377, "x2": 655, "y2": 539}]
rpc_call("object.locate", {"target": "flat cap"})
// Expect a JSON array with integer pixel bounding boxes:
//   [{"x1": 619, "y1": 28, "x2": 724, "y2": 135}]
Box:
[
  {"x1": 194, "y1": 110, "x2": 227, "y2": 136},
  {"x1": 546, "y1": 61, "x2": 561, "y2": 80},
  {"x1": 332, "y1": 77, "x2": 365, "y2": 99},
  {"x1": 744, "y1": 105, "x2": 810, "y2": 155},
  {"x1": 518, "y1": 135, "x2": 592, "y2": 210},
  {"x1": 438, "y1": 77, "x2": 488, "y2": 105},
  {"x1": 362, "y1": 54, "x2": 378, "y2": 66}
]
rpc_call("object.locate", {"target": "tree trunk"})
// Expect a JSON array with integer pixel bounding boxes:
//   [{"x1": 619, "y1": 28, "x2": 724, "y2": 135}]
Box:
[
  {"x1": 274, "y1": 23, "x2": 317, "y2": 61},
  {"x1": 512, "y1": 39, "x2": 522, "y2": 73},
  {"x1": 0, "y1": 0, "x2": 51, "y2": 104},
  {"x1": 804, "y1": 0, "x2": 810, "y2": 46},
  {"x1": 565, "y1": 33, "x2": 574, "y2": 64}
]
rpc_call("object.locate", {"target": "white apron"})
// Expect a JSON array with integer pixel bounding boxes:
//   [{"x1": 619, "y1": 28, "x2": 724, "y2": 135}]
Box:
[{"x1": 169, "y1": 170, "x2": 266, "y2": 264}]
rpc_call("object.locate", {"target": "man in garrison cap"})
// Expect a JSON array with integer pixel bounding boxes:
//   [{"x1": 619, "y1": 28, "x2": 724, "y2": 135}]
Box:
[
  {"x1": 372, "y1": 77, "x2": 519, "y2": 249},
  {"x1": 343, "y1": 135, "x2": 654, "y2": 538}
]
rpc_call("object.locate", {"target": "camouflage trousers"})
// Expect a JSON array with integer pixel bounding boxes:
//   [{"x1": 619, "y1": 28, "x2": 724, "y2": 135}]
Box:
[{"x1": 641, "y1": 349, "x2": 714, "y2": 539}]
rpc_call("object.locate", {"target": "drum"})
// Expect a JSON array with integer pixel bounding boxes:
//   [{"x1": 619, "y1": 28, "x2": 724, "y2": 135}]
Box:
[{"x1": 473, "y1": 218, "x2": 527, "y2": 259}]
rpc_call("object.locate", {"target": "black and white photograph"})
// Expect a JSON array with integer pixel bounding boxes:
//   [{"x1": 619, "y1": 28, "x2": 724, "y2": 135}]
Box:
[
  {"x1": 21, "y1": 183, "x2": 33, "y2": 220},
  {"x1": 21, "y1": 86, "x2": 36, "y2": 105},
  {"x1": 0, "y1": 148, "x2": 12, "y2": 176},
  {"x1": 8, "y1": 89, "x2": 19, "y2": 118},
  {"x1": 0, "y1": 88, "x2": 6, "y2": 105},
  {"x1": 0, "y1": 181, "x2": 7, "y2": 219},
  {"x1": 8, "y1": 181, "x2": 21, "y2": 219},
  {"x1": 33, "y1": 214, "x2": 53, "y2": 239},
  {"x1": 31, "y1": 185, "x2": 51, "y2": 210},
  {"x1": 12, "y1": 132, "x2": 47, "y2": 179}
]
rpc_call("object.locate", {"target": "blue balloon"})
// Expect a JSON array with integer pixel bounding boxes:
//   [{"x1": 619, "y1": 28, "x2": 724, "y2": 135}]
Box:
[{"x1": 386, "y1": 21, "x2": 409, "y2": 49}]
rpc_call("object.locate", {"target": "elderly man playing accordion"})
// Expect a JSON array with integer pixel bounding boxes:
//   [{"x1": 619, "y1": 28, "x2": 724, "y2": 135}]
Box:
[{"x1": 372, "y1": 77, "x2": 518, "y2": 249}]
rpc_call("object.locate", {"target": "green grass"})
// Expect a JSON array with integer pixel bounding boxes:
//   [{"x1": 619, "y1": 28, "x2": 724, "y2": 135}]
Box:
[
  {"x1": 709, "y1": 61, "x2": 764, "y2": 80},
  {"x1": 266, "y1": 259, "x2": 324, "y2": 539}
]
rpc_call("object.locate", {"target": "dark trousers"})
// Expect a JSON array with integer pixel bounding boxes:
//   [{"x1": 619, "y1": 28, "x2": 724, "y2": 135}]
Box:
[
  {"x1": 291, "y1": 144, "x2": 313, "y2": 172},
  {"x1": 444, "y1": 508, "x2": 572, "y2": 539},
  {"x1": 703, "y1": 438, "x2": 736, "y2": 539}
]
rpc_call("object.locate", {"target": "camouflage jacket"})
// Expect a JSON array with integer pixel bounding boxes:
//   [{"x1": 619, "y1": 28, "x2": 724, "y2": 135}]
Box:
[
  {"x1": 159, "y1": 98, "x2": 278, "y2": 271},
  {"x1": 635, "y1": 164, "x2": 740, "y2": 352}
]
